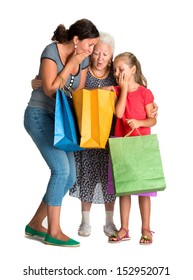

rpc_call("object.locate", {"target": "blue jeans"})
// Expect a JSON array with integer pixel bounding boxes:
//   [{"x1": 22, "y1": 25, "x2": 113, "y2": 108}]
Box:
[{"x1": 24, "y1": 106, "x2": 76, "y2": 206}]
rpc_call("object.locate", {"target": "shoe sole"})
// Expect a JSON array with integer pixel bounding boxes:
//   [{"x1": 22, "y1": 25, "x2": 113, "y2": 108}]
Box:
[
  {"x1": 25, "y1": 232, "x2": 45, "y2": 239},
  {"x1": 108, "y1": 237, "x2": 131, "y2": 243},
  {"x1": 45, "y1": 241, "x2": 80, "y2": 247},
  {"x1": 78, "y1": 233, "x2": 90, "y2": 237},
  {"x1": 139, "y1": 241, "x2": 152, "y2": 245}
]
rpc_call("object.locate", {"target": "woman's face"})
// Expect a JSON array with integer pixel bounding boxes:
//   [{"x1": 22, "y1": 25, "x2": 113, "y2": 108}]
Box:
[
  {"x1": 90, "y1": 41, "x2": 113, "y2": 71},
  {"x1": 77, "y1": 38, "x2": 99, "y2": 55}
]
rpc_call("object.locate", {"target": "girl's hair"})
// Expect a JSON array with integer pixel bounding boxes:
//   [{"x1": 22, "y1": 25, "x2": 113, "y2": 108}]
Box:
[
  {"x1": 99, "y1": 32, "x2": 115, "y2": 54},
  {"x1": 114, "y1": 52, "x2": 147, "y2": 87},
  {"x1": 51, "y1": 18, "x2": 99, "y2": 44}
]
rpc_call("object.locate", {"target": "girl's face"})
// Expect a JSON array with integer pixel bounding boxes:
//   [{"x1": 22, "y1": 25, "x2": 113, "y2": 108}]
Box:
[
  {"x1": 113, "y1": 58, "x2": 135, "y2": 82},
  {"x1": 91, "y1": 41, "x2": 113, "y2": 71},
  {"x1": 76, "y1": 38, "x2": 99, "y2": 55}
]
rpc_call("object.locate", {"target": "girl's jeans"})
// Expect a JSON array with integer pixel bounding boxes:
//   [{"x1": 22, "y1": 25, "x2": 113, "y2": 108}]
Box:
[{"x1": 24, "y1": 106, "x2": 76, "y2": 206}]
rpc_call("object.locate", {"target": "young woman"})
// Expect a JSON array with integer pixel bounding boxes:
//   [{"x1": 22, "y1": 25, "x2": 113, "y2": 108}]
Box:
[{"x1": 24, "y1": 19, "x2": 99, "y2": 247}]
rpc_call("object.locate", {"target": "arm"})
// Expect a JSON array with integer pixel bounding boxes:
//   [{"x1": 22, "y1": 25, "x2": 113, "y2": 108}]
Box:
[
  {"x1": 41, "y1": 52, "x2": 90, "y2": 97},
  {"x1": 40, "y1": 58, "x2": 59, "y2": 97},
  {"x1": 101, "y1": 86, "x2": 115, "y2": 91},
  {"x1": 126, "y1": 102, "x2": 157, "y2": 130}
]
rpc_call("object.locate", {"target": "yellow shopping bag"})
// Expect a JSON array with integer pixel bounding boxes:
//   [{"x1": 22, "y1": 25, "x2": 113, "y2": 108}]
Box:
[{"x1": 72, "y1": 88, "x2": 115, "y2": 148}]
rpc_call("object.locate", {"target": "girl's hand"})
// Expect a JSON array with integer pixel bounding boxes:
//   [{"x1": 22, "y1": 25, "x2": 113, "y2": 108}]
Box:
[
  {"x1": 126, "y1": 119, "x2": 140, "y2": 129},
  {"x1": 31, "y1": 75, "x2": 42, "y2": 90},
  {"x1": 117, "y1": 72, "x2": 128, "y2": 91}
]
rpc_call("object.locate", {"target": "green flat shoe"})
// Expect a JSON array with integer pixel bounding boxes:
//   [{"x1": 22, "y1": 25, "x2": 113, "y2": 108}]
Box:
[
  {"x1": 44, "y1": 234, "x2": 80, "y2": 247},
  {"x1": 25, "y1": 225, "x2": 47, "y2": 238}
]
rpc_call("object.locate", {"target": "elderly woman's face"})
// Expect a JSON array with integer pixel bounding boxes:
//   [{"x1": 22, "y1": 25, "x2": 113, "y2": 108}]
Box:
[{"x1": 91, "y1": 41, "x2": 113, "y2": 70}]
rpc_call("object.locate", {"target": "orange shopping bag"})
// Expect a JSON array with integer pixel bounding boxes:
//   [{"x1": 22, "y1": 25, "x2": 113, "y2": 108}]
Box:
[{"x1": 72, "y1": 88, "x2": 115, "y2": 148}]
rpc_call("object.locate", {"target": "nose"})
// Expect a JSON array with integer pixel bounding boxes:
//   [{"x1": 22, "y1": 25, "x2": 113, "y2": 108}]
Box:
[
  {"x1": 98, "y1": 53, "x2": 102, "y2": 59},
  {"x1": 89, "y1": 46, "x2": 95, "y2": 54}
]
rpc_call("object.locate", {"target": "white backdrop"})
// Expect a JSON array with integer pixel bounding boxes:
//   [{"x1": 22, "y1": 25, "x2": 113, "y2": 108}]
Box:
[{"x1": 1, "y1": 0, "x2": 192, "y2": 279}]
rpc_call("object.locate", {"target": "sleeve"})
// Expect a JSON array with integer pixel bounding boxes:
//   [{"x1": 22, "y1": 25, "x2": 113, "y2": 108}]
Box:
[
  {"x1": 40, "y1": 44, "x2": 57, "y2": 64},
  {"x1": 144, "y1": 88, "x2": 154, "y2": 105}
]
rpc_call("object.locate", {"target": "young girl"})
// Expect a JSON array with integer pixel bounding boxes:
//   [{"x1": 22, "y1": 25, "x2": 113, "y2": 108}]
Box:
[{"x1": 109, "y1": 52, "x2": 157, "y2": 245}]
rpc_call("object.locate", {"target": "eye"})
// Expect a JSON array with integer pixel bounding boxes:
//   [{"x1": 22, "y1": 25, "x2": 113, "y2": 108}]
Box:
[{"x1": 89, "y1": 43, "x2": 94, "y2": 47}]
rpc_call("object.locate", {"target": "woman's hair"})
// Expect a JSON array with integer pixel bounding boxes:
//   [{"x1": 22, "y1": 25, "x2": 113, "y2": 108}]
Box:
[
  {"x1": 114, "y1": 52, "x2": 147, "y2": 87},
  {"x1": 99, "y1": 32, "x2": 115, "y2": 54},
  {"x1": 51, "y1": 18, "x2": 99, "y2": 43}
]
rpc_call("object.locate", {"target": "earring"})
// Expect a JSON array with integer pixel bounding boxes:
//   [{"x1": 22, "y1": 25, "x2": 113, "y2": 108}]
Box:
[{"x1": 74, "y1": 44, "x2": 77, "y2": 54}]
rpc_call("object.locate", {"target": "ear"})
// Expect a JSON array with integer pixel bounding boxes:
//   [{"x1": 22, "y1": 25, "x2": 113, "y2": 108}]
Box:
[
  {"x1": 73, "y1": 36, "x2": 79, "y2": 45},
  {"x1": 108, "y1": 57, "x2": 113, "y2": 67},
  {"x1": 131, "y1": 65, "x2": 136, "y2": 74}
]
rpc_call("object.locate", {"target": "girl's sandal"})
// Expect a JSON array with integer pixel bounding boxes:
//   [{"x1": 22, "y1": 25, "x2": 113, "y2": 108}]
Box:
[
  {"x1": 108, "y1": 228, "x2": 131, "y2": 243},
  {"x1": 139, "y1": 229, "x2": 155, "y2": 245}
]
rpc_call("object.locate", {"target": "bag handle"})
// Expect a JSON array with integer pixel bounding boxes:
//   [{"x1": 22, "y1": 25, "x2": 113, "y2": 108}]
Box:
[
  {"x1": 59, "y1": 76, "x2": 73, "y2": 98},
  {"x1": 124, "y1": 128, "x2": 141, "y2": 137}
]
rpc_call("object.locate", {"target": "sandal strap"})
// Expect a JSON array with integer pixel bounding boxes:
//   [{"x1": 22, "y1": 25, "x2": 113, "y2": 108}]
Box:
[
  {"x1": 142, "y1": 228, "x2": 155, "y2": 236},
  {"x1": 120, "y1": 228, "x2": 129, "y2": 238},
  {"x1": 111, "y1": 228, "x2": 129, "y2": 238},
  {"x1": 109, "y1": 228, "x2": 130, "y2": 242},
  {"x1": 120, "y1": 227, "x2": 128, "y2": 234},
  {"x1": 109, "y1": 233, "x2": 120, "y2": 241},
  {"x1": 141, "y1": 235, "x2": 151, "y2": 241}
]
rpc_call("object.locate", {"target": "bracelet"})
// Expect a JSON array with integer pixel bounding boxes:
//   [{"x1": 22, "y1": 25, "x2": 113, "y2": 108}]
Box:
[
  {"x1": 63, "y1": 84, "x2": 73, "y2": 94},
  {"x1": 59, "y1": 76, "x2": 73, "y2": 98}
]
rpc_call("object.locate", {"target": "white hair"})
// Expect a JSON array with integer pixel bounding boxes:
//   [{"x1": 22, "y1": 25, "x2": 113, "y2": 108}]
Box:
[{"x1": 99, "y1": 32, "x2": 115, "y2": 54}]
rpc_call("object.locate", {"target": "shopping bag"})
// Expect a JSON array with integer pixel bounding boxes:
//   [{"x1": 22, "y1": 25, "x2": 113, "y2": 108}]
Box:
[
  {"x1": 54, "y1": 88, "x2": 83, "y2": 152},
  {"x1": 72, "y1": 88, "x2": 115, "y2": 148},
  {"x1": 107, "y1": 153, "x2": 157, "y2": 196},
  {"x1": 109, "y1": 134, "x2": 166, "y2": 196}
]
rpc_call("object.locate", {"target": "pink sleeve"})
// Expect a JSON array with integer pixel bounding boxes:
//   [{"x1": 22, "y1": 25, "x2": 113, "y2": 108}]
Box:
[{"x1": 144, "y1": 89, "x2": 154, "y2": 105}]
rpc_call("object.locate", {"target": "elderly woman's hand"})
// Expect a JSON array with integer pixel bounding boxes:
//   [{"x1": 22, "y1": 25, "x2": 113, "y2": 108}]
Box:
[{"x1": 31, "y1": 75, "x2": 42, "y2": 90}]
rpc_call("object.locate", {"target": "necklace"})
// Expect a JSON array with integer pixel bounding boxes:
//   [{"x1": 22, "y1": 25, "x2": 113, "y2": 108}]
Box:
[{"x1": 89, "y1": 66, "x2": 109, "y2": 79}]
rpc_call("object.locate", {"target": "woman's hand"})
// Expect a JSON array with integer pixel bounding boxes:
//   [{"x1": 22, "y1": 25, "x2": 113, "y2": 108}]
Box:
[
  {"x1": 150, "y1": 102, "x2": 158, "y2": 117},
  {"x1": 68, "y1": 51, "x2": 90, "y2": 67},
  {"x1": 31, "y1": 75, "x2": 42, "y2": 90}
]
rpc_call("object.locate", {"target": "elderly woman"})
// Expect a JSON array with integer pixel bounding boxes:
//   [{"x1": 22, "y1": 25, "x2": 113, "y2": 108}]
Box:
[{"x1": 70, "y1": 32, "x2": 118, "y2": 237}]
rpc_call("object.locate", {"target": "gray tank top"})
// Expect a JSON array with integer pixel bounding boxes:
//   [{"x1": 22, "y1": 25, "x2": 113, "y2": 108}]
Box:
[{"x1": 27, "y1": 42, "x2": 89, "y2": 112}]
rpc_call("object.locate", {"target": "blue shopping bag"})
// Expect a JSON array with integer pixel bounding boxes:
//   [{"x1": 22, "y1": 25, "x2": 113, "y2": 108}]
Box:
[{"x1": 54, "y1": 89, "x2": 83, "y2": 152}]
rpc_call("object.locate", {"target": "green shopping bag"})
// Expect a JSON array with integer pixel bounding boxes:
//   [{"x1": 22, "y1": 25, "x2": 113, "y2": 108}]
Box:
[{"x1": 108, "y1": 134, "x2": 166, "y2": 196}]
